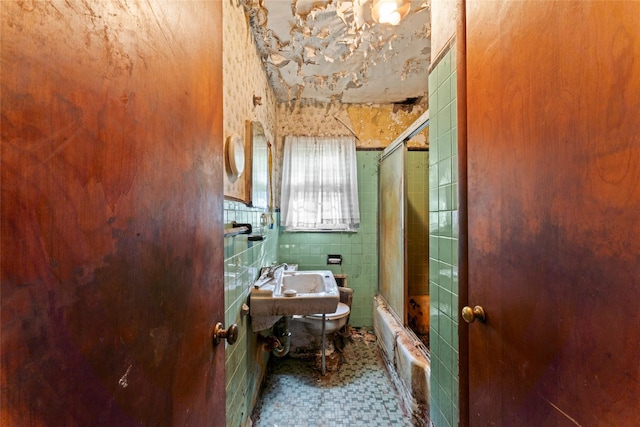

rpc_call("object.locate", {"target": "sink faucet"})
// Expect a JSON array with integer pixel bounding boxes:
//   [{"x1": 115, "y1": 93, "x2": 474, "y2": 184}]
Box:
[
  {"x1": 267, "y1": 263, "x2": 288, "y2": 278},
  {"x1": 254, "y1": 263, "x2": 288, "y2": 289}
]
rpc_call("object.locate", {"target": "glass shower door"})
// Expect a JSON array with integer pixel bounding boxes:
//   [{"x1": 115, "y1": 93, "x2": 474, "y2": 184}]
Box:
[{"x1": 378, "y1": 143, "x2": 407, "y2": 323}]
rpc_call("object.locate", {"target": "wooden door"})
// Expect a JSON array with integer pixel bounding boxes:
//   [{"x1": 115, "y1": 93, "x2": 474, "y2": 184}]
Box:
[
  {"x1": 1, "y1": 2, "x2": 226, "y2": 425},
  {"x1": 463, "y1": 1, "x2": 640, "y2": 425}
]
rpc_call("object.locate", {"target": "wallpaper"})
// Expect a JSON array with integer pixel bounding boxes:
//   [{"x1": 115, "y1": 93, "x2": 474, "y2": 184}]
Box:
[{"x1": 223, "y1": 1, "x2": 277, "y2": 201}]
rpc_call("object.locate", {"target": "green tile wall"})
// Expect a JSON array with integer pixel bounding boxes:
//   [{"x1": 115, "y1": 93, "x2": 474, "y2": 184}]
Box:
[
  {"x1": 429, "y1": 44, "x2": 459, "y2": 427},
  {"x1": 407, "y1": 151, "x2": 430, "y2": 296},
  {"x1": 278, "y1": 151, "x2": 379, "y2": 327},
  {"x1": 224, "y1": 201, "x2": 279, "y2": 427}
]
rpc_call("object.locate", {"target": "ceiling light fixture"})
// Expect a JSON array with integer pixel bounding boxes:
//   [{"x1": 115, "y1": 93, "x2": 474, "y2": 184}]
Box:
[{"x1": 370, "y1": 0, "x2": 410, "y2": 26}]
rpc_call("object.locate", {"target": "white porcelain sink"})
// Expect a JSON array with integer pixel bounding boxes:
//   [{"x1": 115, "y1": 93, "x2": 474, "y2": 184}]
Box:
[{"x1": 250, "y1": 270, "x2": 340, "y2": 317}]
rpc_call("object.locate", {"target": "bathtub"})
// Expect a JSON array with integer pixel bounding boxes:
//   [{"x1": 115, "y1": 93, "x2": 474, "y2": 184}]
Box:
[{"x1": 373, "y1": 295, "x2": 430, "y2": 426}]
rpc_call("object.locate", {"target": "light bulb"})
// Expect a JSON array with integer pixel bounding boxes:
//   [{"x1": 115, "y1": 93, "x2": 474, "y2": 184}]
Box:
[
  {"x1": 371, "y1": 0, "x2": 410, "y2": 26},
  {"x1": 387, "y1": 11, "x2": 401, "y2": 25},
  {"x1": 379, "y1": 1, "x2": 398, "y2": 23}
]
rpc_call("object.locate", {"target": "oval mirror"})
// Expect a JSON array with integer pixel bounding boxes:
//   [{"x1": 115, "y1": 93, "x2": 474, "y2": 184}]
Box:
[{"x1": 227, "y1": 134, "x2": 245, "y2": 178}]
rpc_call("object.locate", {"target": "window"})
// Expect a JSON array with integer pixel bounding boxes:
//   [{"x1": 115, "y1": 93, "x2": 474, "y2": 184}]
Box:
[{"x1": 280, "y1": 136, "x2": 360, "y2": 232}]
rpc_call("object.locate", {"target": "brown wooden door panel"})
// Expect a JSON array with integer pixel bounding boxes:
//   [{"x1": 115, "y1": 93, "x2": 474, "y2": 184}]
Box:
[
  {"x1": 1, "y1": 2, "x2": 225, "y2": 425},
  {"x1": 465, "y1": 1, "x2": 640, "y2": 425}
]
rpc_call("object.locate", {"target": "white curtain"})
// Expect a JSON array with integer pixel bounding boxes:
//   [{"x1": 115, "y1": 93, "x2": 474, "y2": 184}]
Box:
[{"x1": 281, "y1": 136, "x2": 360, "y2": 231}]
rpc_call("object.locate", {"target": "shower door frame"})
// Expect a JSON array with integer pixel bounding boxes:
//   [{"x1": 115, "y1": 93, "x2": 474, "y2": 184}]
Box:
[
  {"x1": 378, "y1": 141, "x2": 408, "y2": 323},
  {"x1": 377, "y1": 111, "x2": 430, "y2": 325}
]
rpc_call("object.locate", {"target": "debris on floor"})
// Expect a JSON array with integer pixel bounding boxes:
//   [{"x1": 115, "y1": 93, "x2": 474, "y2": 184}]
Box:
[{"x1": 251, "y1": 327, "x2": 413, "y2": 427}]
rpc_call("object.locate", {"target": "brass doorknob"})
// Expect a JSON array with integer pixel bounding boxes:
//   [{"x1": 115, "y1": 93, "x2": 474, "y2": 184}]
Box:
[
  {"x1": 461, "y1": 306, "x2": 486, "y2": 323},
  {"x1": 212, "y1": 322, "x2": 239, "y2": 346}
]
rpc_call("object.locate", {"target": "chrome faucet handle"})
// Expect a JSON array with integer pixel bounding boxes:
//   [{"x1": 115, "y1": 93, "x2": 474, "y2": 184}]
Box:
[
  {"x1": 267, "y1": 262, "x2": 288, "y2": 277},
  {"x1": 258, "y1": 266, "x2": 271, "y2": 278}
]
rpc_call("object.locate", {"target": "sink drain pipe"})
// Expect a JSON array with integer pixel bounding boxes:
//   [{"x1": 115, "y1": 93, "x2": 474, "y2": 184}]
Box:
[
  {"x1": 321, "y1": 314, "x2": 326, "y2": 375},
  {"x1": 272, "y1": 316, "x2": 292, "y2": 358}
]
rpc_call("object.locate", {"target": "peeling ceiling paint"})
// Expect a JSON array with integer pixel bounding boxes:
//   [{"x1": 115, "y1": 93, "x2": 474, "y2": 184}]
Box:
[{"x1": 244, "y1": 0, "x2": 431, "y2": 104}]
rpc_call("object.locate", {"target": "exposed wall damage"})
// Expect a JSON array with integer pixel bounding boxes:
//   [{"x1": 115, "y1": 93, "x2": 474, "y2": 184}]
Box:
[{"x1": 243, "y1": 0, "x2": 431, "y2": 104}]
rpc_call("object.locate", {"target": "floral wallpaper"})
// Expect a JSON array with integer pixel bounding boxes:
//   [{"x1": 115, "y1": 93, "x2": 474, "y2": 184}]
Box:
[{"x1": 223, "y1": 0, "x2": 277, "y2": 202}]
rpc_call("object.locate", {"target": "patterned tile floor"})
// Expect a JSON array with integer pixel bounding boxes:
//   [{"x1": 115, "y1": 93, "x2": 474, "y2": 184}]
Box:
[{"x1": 250, "y1": 329, "x2": 413, "y2": 427}]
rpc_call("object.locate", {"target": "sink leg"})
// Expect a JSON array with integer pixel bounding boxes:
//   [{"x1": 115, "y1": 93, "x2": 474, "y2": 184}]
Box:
[{"x1": 321, "y1": 314, "x2": 326, "y2": 375}]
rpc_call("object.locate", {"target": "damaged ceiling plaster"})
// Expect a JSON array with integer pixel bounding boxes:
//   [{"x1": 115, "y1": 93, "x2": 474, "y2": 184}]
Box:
[{"x1": 244, "y1": 0, "x2": 431, "y2": 104}]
